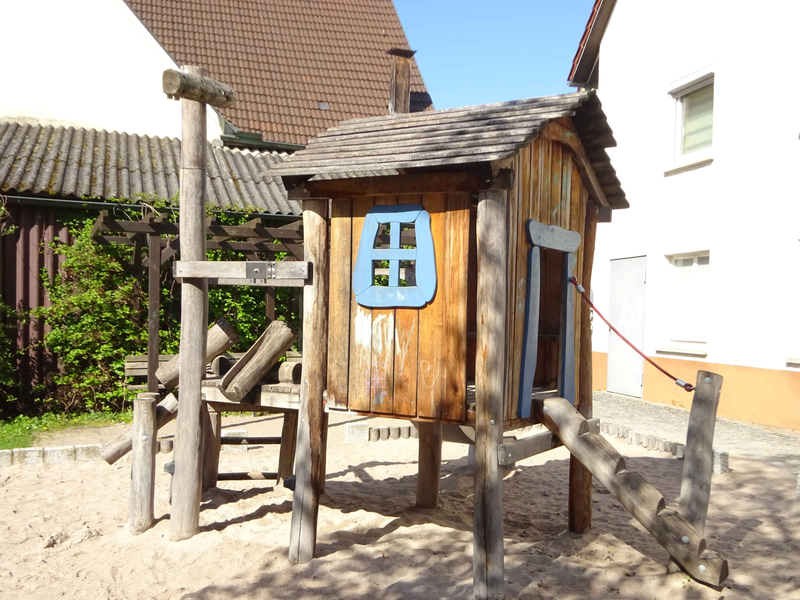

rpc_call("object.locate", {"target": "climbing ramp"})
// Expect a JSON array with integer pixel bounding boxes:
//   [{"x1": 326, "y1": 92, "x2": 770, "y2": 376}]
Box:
[{"x1": 537, "y1": 396, "x2": 729, "y2": 587}]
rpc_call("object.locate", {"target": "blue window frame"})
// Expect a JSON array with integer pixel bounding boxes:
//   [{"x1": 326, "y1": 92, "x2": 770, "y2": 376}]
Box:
[{"x1": 352, "y1": 204, "x2": 437, "y2": 308}]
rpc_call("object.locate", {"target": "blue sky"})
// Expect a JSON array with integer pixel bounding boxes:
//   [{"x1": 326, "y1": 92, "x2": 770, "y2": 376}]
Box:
[{"x1": 394, "y1": 0, "x2": 595, "y2": 109}]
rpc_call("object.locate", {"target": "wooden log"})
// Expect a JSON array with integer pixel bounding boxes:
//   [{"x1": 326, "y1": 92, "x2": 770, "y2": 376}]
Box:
[
  {"x1": 388, "y1": 48, "x2": 415, "y2": 115},
  {"x1": 668, "y1": 371, "x2": 723, "y2": 574},
  {"x1": 162, "y1": 69, "x2": 236, "y2": 108},
  {"x1": 416, "y1": 422, "x2": 442, "y2": 509},
  {"x1": 278, "y1": 361, "x2": 302, "y2": 384},
  {"x1": 216, "y1": 472, "x2": 278, "y2": 481},
  {"x1": 289, "y1": 198, "x2": 330, "y2": 564},
  {"x1": 101, "y1": 393, "x2": 178, "y2": 464},
  {"x1": 569, "y1": 202, "x2": 598, "y2": 534},
  {"x1": 156, "y1": 318, "x2": 239, "y2": 390},
  {"x1": 129, "y1": 394, "x2": 158, "y2": 534},
  {"x1": 170, "y1": 65, "x2": 210, "y2": 542},
  {"x1": 473, "y1": 189, "x2": 507, "y2": 600},
  {"x1": 277, "y1": 411, "x2": 299, "y2": 486},
  {"x1": 201, "y1": 404, "x2": 221, "y2": 493},
  {"x1": 147, "y1": 232, "x2": 161, "y2": 393},
  {"x1": 219, "y1": 436, "x2": 282, "y2": 445},
  {"x1": 222, "y1": 320, "x2": 297, "y2": 401},
  {"x1": 497, "y1": 418, "x2": 599, "y2": 466},
  {"x1": 541, "y1": 397, "x2": 728, "y2": 586}
]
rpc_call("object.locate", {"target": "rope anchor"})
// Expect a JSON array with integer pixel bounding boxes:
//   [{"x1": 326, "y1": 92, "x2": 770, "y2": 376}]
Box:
[{"x1": 569, "y1": 277, "x2": 694, "y2": 392}]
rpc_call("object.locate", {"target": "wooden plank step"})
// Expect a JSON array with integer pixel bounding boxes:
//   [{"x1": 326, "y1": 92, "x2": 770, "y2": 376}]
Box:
[{"x1": 219, "y1": 436, "x2": 281, "y2": 445}]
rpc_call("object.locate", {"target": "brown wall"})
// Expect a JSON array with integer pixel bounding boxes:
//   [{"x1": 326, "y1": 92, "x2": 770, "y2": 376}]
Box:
[{"x1": 592, "y1": 351, "x2": 800, "y2": 432}]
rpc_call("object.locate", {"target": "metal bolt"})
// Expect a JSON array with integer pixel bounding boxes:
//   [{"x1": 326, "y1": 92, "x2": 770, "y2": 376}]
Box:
[
  {"x1": 681, "y1": 536, "x2": 690, "y2": 544},
  {"x1": 490, "y1": 419, "x2": 496, "y2": 425},
  {"x1": 507, "y1": 453, "x2": 512, "y2": 458},
  {"x1": 698, "y1": 565, "x2": 706, "y2": 573},
  {"x1": 704, "y1": 376, "x2": 712, "y2": 384},
  {"x1": 254, "y1": 268, "x2": 259, "y2": 273},
  {"x1": 543, "y1": 406, "x2": 549, "y2": 414},
  {"x1": 141, "y1": 435, "x2": 148, "y2": 442},
  {"x1": 301, "y1": 419, "x2": 305, "y2": 423}
]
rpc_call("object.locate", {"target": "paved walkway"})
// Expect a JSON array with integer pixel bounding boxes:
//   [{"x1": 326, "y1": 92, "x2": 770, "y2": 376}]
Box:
[{"x1": 593, "y1": 391, "x2": 800, "y2": 470}]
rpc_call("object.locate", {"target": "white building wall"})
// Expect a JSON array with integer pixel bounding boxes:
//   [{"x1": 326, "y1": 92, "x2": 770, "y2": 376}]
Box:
[
  {"x1": 591, "y1": 0, "x2": 800, "y2": 371},
  {"x1": 0, "y1": 0, "x2": 224, "y2": 141}
]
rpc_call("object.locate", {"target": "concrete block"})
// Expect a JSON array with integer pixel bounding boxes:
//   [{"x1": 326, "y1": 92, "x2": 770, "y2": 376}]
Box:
[
  {"x1": 75, "y1": 444, "x2": 102, "y2": 461},
  {"x1": 657, "y1": 440, "x2": 666, "y2": 452},
  {"x1": 410, "y1": 426, "x2": 419, "y2": 439},
  {"x1": 221, "y1": 429, "x2": 248, "y2": 452},
  {"x1": 712, "y1": 450, "x2": 729, "y2": 475},
  {"x1": 13, "y1": 447, "x2": 44, "y2": 465},
  {"x1": 378, "y1": 427, "x2": 389, "y2": 441},
  {"x1": 390, "y1": 426, "x2": 401, "y2": 440},
  {"x1": 369, "y1": 428, "x2": 380, "y2": 442},
  {"x1": 0, "y1": 450, "x2": 12, "y2": 466},
  {"x1": 44, "y1": 446, "x2": 75, "y2": 464},
  {"x1": 676, "y1": 444, "x2": 685, "y2": 460},
  {"x1": 345, "y1": 422, "x2": 370, "y2": 444},
  {"x1": 158, "y1": 439, "x2": 174, "y2": 453},
  {"x1": 600, "y1": 422, "x2": 608, "y2": 434},
  {"x1": 401, "y1": 426, "x2": 411, "y2": 439},
  {"x1": 640, "y1": 434, "x2": 649, "y2": 447}
]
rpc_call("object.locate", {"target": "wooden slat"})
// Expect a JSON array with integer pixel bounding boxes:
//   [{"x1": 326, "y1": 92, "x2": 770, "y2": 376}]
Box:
[
  {"x1": 416, "y1": 192, "x2": 446, "y2": 418},
  {"x1": 539, "y1": 139, "x2": 552, "y2": 225},
  {"x1": 442, "y1": 193, "x2": 470, "y2": 421},
  {"x1": 327, "y1": 198, "x2": 352, "y2": 408},
  {"x1": 503, "y1": 163, "x2": 519, "y2": 423},
  {"x1": 550, "y1": 143, "x2": 563, "y2": 228},
  {"x1": 560, "y1": 153, "x2": 572, "y2": 229},
  {"x1": 393, "y1": 195, "x2": 421, "y2": 417},
  {"x1": 347, "y1": 197, "x2": 375, "y2": 411},
  {"x1": 370, "y1": 195, "x2": 397, "y2": 414}
]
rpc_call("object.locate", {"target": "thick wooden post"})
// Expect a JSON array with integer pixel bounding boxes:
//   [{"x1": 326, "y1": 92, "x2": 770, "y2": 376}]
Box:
[
  {"x1": 202, "y1": 403, "x2": 222, "y2": 492},
  {"x1": 668, "y1": 371, "x2": 723, "y2": 573},
  {"x1": 130, "y1": 393, "x2": 158, "y2": 534},
  {"x1": 388, "y1": 48, "x2": 416, "y2": 115},
  {"x1": 277, "y1": 411, "x2": 299, "y2": 486},
  {"x1": 416, "y1": 422, "x2": 442, "y2": 508},
  {"x1": 569, "y1": 202, "x2": 598, "y2": 533},
  {"x1": 170, "y1": 65, "x2": 209, "y2": 542},
  {"x1": 147, "y1": 232, "x2": 161, "y2": 393},
  {"x1": 288, "y1": 199, "x2": 329, "y2": 564},
  {"x1": 474, "y1": 190, "x2": 507, "y2": 600}
]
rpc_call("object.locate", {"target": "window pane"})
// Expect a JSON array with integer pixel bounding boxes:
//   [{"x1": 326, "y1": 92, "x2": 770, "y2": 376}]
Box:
[{"x1": 682, "y1": 83, "x2": 714, "y2": 155}]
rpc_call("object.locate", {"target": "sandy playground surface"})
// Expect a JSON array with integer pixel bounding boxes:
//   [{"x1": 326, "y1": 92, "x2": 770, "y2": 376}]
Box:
[{"x1": 1, "y1": 411, "x2": 799, "y2": 600}]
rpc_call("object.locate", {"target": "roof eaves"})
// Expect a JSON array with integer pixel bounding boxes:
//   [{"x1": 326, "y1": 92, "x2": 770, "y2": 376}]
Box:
[{"x1": 568, "y1": 0, "x2": 618, "y2": 88}]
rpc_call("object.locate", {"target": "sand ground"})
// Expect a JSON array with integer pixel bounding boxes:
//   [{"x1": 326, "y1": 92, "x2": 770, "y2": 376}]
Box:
[{"x1": 2, "y1": 411, "x2": 799, "y2": 600}]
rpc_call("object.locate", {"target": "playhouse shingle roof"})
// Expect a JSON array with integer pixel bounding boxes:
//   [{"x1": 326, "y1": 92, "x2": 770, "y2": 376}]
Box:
[
  {"x1": 124, "y1": 0, "x2": 433, "y2": 146},
  {"x1": 273, "y1": 90, "x2": 627, "y2": 208},
  {"x1": 0, "y1": 120, "x2": 301, "y2": 215}
]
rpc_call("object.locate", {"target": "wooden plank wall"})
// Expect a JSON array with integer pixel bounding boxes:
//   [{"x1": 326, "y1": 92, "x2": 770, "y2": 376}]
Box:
[
  {"x1": 327, "y1": 192, "x2": 471, "y2": 422},
  {"x1": 504, "y1": 137, "x2": 589, "y2": 423}
]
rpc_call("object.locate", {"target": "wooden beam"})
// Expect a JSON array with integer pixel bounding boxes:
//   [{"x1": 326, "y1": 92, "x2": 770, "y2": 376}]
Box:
[
  {"x1": 201, "y1": 404, "x2": 221, "y2": 492},
  {"x1": 147, "y1": 233, "x2": 161, "y2": 393},
  {"x1": 170, "y1": 65, "x2": 210, "y2": 542},
  {"x1": 526, "y1": 220, "x2": 582, "y2": 253},
  {"x1": 541, "y1": 122, "x2": 610, "y2": 208},
  {"x1": 668, "y1": 371, "x2": 723, "y2": 574},
  {"x1": 173, "y1": 260, "x2": 308, "y2": 281},
  {"x1": 416, "y1": 422, "x2": 442, "y2": 508},
  {"x1": 162, "y1": 68, "x2": 235, "y2": 108},
  {"x1": 96, "y1": 217, "x2": 303, "y2": 241},
  {"x1": 388, "y1": 48, "x2": 415, "y2": 115},
  {"x1": 289, "y1": 199, "x2": 330, "y2": 564},
  {"x1": 101, "y1": 394, "x2": 178, "y2": 465},
  {"x1": 277, "y1": 411, "x2": 299, "y2": 486},
  {"x1": 129, "y1": 393, "x2": 158, "y2": 534},
  {"x1": 497, "y1": 418, "x2": 599, "y2": 466},
  {"x1": 473, "y1": 189, "x2": 507, "y2": 600}
]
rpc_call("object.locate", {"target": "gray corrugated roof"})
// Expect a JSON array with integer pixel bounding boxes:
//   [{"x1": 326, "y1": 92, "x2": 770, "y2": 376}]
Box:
[
  {"x1": 0, "y1": 121, "x2": 302, "y2": 216},
  {"x1": 274, "y1": 90, "x2": 626, "y2": 208}
]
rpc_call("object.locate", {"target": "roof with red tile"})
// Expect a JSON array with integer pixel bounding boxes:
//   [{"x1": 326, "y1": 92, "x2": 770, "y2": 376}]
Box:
[{"x1": 125, "y1": 0, "x2": 433, "y2": 146}]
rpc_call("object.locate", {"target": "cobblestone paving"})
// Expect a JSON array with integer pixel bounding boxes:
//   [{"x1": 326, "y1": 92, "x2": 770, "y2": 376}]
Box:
[{"x1": 594, "y1": 391, "x2": 800, "y2": 470}]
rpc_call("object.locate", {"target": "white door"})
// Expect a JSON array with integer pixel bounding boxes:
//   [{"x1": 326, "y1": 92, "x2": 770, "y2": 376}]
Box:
[{"x1": 606, "y1": 256, "x2": 646, "y2": 397}]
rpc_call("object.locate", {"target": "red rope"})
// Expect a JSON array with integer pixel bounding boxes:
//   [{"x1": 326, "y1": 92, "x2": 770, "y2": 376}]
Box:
[{"x1": 569, "y1": 277, "x2": 694, "y2": 392}]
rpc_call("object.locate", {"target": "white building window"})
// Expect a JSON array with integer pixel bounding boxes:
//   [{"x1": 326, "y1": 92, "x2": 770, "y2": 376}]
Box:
[
  {"x1": 669, "y1": 74, "x2": 714, "y2": 169},
  {"x1": 669, "y1": 252, "x2": 710, "y2": 344}
]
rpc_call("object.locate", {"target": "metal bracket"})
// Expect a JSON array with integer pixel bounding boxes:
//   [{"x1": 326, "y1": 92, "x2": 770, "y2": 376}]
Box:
[{"x1": 245, "y1": 261, "x2": 277, "y2": 280}]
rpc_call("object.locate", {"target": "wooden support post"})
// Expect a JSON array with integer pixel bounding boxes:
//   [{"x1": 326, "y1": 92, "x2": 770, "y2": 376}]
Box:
[
  {"x1": 202, "y1": 403, "x2": 221, "y2": 492},
  {"x1": 101, "y1": 393, "x2": 178, "y2": 464},
  {"x1": 170, "y1": 65, "x2": 210, "y2": 542},
  {"x1": 415, "y1": 422, "x2": 442, "y2": 508},
  {"x1": 277, "y1": 411, "x2": 299, "y2": 486},
  {"x1": 130, "y1": 393, "x2": 158, "y2": 534},
  {"x1": 288, "y1": 199, "x2": 329, "y2": 564},
  {"x1": 473, "y1": 189, "x2": 507, "y2": 600},
  {"x1": 388, "y1": 48, "x2": 416, "y2": 115},
  {"x1": 569, "y1": 202, "x2": 598, "y2": 534},
  {"x1": 147, "y1": 232, "x2": 161, "y2": 393},
  {"x1": 668, "y1": 371, "x2": 723, "y2": 574}
]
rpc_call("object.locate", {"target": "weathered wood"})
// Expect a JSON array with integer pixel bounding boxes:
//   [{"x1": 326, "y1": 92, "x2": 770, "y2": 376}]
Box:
[
  {"x1": 296, "y1": 170, "x2": 497, "y2": 199},
  {"x1": 540, "y1": 397, "x2": 728, "y2": 586},
  {"x1": 277, "y1": 411, "x2": 299, "y2": 486},
  {"x1": 517, "y1": 246, "x2": 540, "y2": 419},
  {"x1": 101, "y1": 393, "x2": 178, "y2": 465},
  {"x1": 201, "y1": 404, "x2": 221, "y2": 492},
  {"x1": 415, "y1": 421, "x2": 443, "y2": 508},
  {"x1": 277, "y1": 361, "x2": 302, "y2": 384},
  {"x1": 162, "y1": 69, "x2": 236, "y2": 108},
  {"x1": 347, "y1": 197, "x2": 374, "y2": 411},
  {"x1": 289, "y1": 199, "x2": 330, "y2": 564},
  {"x1": 370, "y1": 196, "x2": 397, "y2": 414},
  {"x1": 173, "y1": 260, "x2": 309, "y2": 281},
  {"x1": 219, "y1": 436, "x2": 282, "y2": 445},
  {"x1": 156, "y1": 318, "x2": 239, "y2": 390},
  {"x1": 474, "y1": 189, "x2": 507, "y2": 600},
  {"x1": 216, "y1": 472, "x2": 279, "y2": 481},
  {"x1": 327, "y1": 198, "x2": 352, "y2": 408},
  {"x1": 668, "y1": 371, "x2": 723, "y2": 574},
  {"x1": 526, "y1": 220, "x2": 582, "y2": 253},
  {"x1": 388, "y1": 48, "x2": 415, "y2": 115},
  {"x1": 147, "y1": 233, "x2": 161, "y2": 393},
  {"x1": 222, "y1": 320, "x2": 297, "y2": 401},
  {"x1": 497, "y1": 418, "x2": 599, "y2": 465},
  {"x1": 130, "y1": 394, "x2": 158, "y2": 534},
  {"x1": 558, "y1": 253, "x2": 578, "y2": 404},
  {"x1": 170, "y1": 65, "x2": 210, "y2": 542}
]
